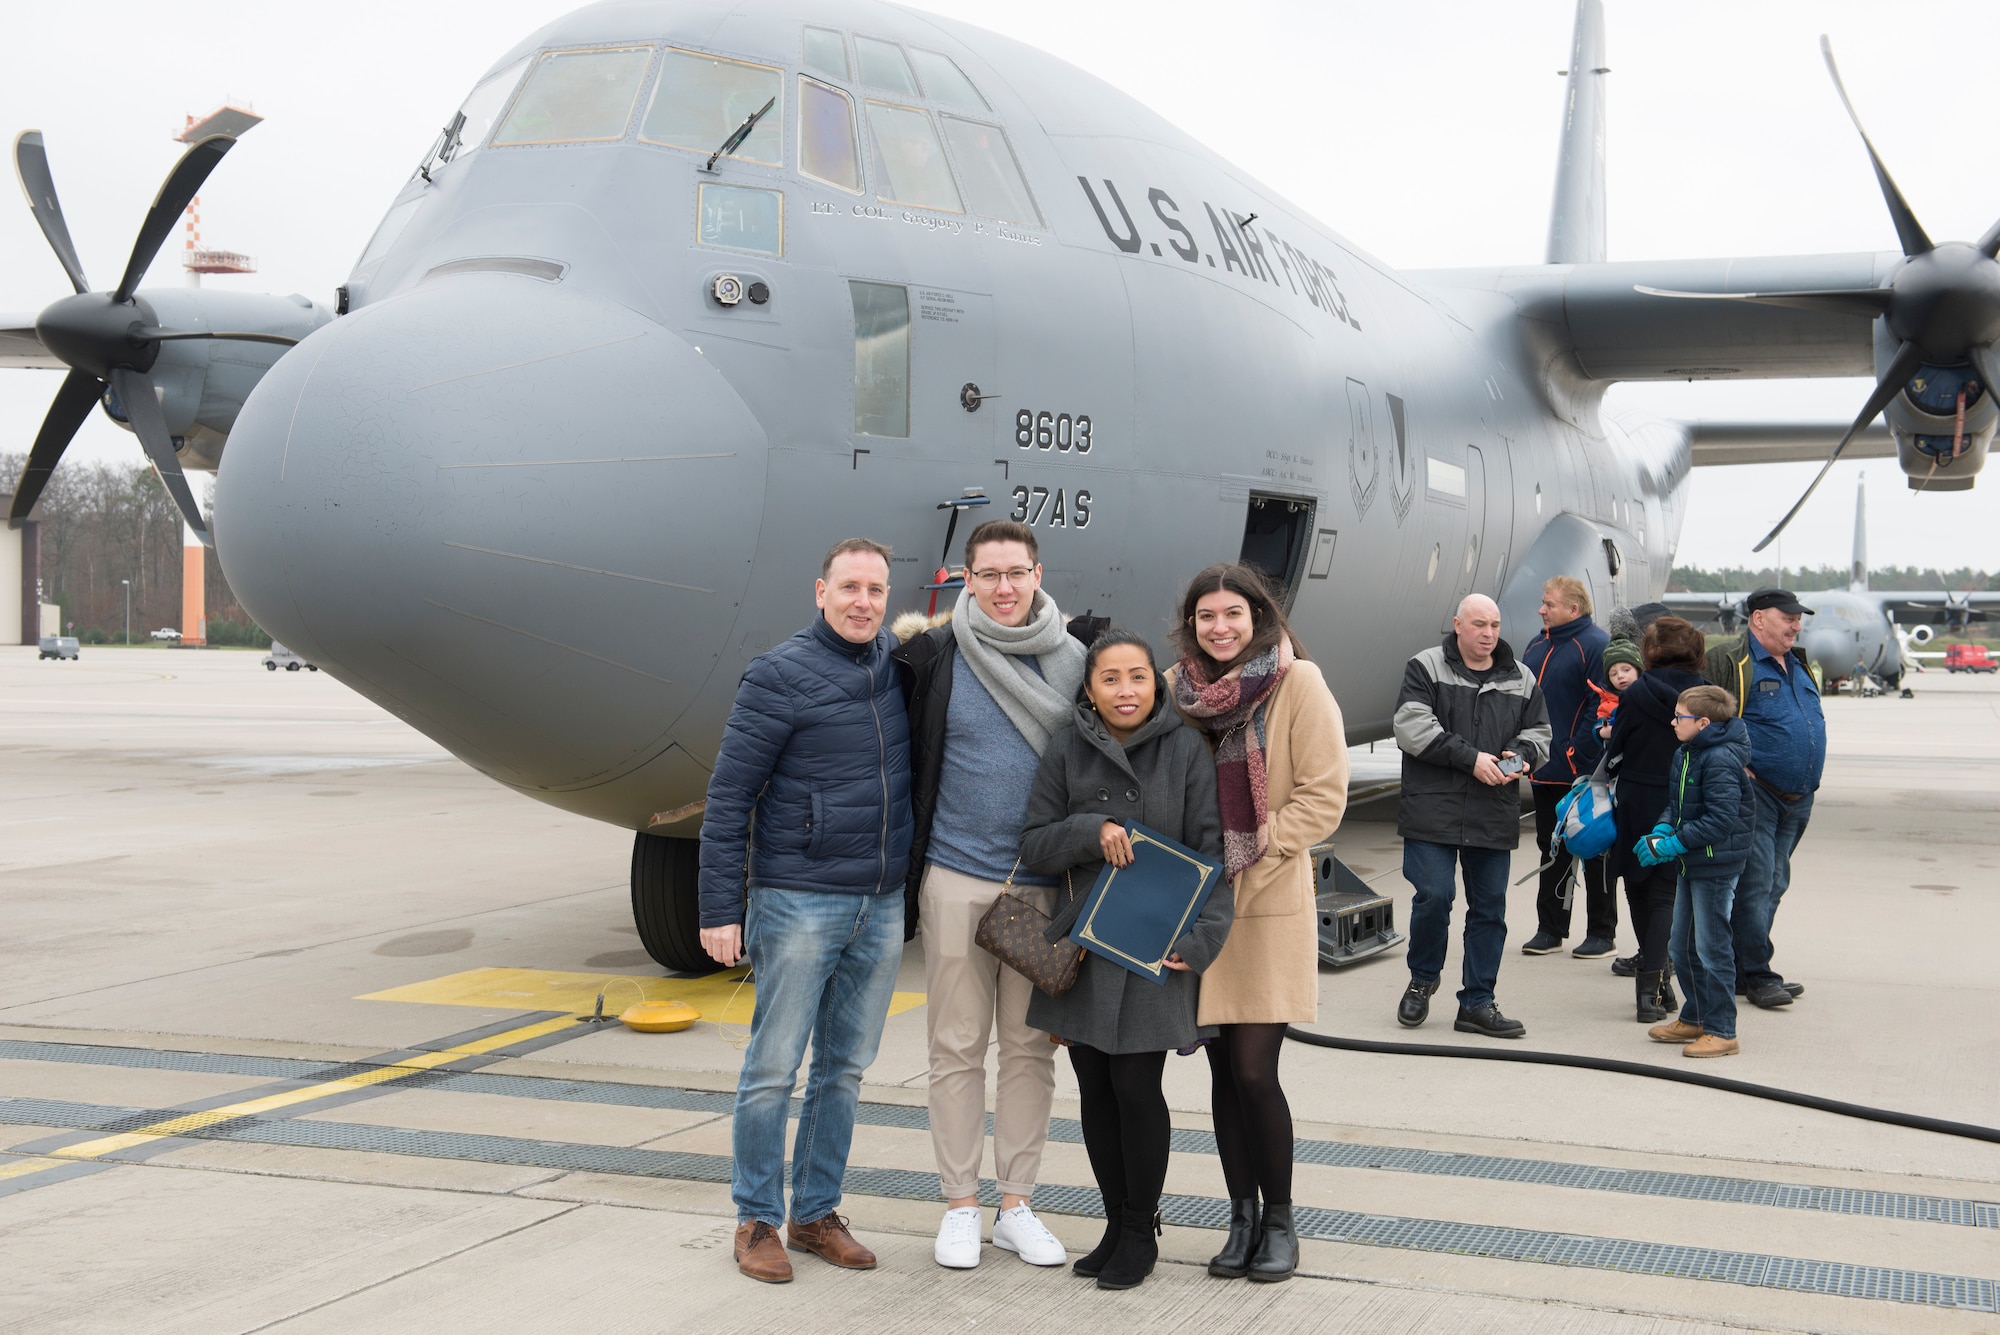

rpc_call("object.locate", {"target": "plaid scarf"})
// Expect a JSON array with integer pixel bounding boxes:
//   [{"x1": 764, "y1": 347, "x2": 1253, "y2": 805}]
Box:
[{"x1": 1174, "y1": 637, "x2": 1294, "y2": 881}]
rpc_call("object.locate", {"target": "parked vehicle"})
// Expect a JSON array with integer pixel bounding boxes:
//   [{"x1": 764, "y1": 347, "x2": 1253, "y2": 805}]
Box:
[
  {"x1": 264, "y1": 642, "x2": 318, "y2": 672},
  {"x1": 1944, "y1": 644, "x2": 1997, "y2": 673},
  {"x1": 38, "y1": 635, "x2": 79, "y2": 661},
  {"x1": 149, "y1": 627, "x2": 181, "y2": 642}
]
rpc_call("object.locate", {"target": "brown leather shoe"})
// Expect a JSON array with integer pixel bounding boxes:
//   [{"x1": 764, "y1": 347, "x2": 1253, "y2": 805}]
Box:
[
  {"x1": 1647, "y1": 1019, "x2": 1703, "y2": 1044},
  {"x1": 788, "y1": 1212, "x2": 878, "y2": 1269},
  {"x1": 735, "y1": 1220, "x2": 793, "y2": 1283},
  {"x1": 1682, "y1": 1033, "x2": 1740, "y2": 1058}
]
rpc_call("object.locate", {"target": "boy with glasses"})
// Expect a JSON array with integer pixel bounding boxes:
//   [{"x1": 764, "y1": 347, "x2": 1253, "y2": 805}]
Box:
[
  {"x1": 1636, "y1": 685, "x2": 1754, "y2": 1058},
  {"x1": 891, "y1": 520, "x2": 1101, "y2": 1270}
]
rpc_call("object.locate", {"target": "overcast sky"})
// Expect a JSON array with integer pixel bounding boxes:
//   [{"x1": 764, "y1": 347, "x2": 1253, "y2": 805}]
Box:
[{"x1": 5, "y1": 0, "x2": 1999, "y2": 577}]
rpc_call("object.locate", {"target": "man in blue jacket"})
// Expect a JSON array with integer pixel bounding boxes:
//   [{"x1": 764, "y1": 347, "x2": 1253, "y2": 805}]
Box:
[
  {"x1": 1703, "y1": 588, "x2": 1825, "y2": 1010},
  {"x1": 698, "y1": 538, "x2": 914, "y2": 1284},
  {"x1": 1520, "y1": 576, "x2": 1615, "y2": 958}
]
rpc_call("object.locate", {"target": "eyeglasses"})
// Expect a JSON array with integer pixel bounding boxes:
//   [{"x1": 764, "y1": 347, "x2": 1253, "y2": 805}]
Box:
[
  {"x1": 1672, "y1": 713, "x2": 1703, "y2": 722},
  {"x1": 968, "y1": 567, "x2": 1035, "y2": 589}
]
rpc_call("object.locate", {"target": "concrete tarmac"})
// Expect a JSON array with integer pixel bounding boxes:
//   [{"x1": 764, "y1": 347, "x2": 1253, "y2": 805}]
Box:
[{"x1": 2, "y1": 647, "x2": 1996, "y2": 1333}]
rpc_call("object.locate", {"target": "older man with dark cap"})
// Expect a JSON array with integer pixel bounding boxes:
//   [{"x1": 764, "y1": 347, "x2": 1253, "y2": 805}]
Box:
[{"x1": 1704, "y1": 588, "x2": 1825, "y2": 1011}]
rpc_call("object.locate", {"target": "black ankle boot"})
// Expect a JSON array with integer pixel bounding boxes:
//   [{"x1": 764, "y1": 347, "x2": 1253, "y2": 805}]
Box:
[
  {"x1": 1072, "y1": 1200, "x2": 1122, "y2": 1278},
  {"x1": 1207, "y1": 1198, "x2": 1260, "y2": 1278},
  {"x1": 1247, "y1": 1202, "x2": 1298, "y2": 1282},
  {"x1": 1095, "y1": 1205, "x2": 1161, "y2": 1290},
  {"x1": 1635, "y1": 970, "x2": 1669, "y2": 1023},
  {"x1": 1657, "y1": 973, "x2": 1679, "y2": 1011}
]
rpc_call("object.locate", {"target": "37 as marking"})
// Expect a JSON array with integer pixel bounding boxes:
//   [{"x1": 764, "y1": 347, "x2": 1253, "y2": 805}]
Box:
[{"x1": 1009, "y1": 485, "x2": 1090, "y2": 528}]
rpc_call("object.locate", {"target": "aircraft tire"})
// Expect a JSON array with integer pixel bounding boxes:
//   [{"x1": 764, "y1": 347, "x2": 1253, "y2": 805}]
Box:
[{"x1": 631, "y1": 831, "x2": 706, "y2": 972}]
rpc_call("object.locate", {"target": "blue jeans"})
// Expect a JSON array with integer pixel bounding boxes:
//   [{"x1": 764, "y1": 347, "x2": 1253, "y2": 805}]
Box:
[
  {"x1": 732, "y1": 887, "x2": 903, "y2": 1227},
  {"x1": 1733, "y1": 786, "x2": 1813, "y2": 991},
  {"x1": 1672, "y1": 872, "x2": 1738, "y2": 1039},
  {"x1": 1403, "y1": 840, "x2": 1510, "y2": 1011}
]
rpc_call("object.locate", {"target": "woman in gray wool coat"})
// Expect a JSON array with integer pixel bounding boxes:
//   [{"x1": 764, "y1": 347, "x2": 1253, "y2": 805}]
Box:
[{"x1": 1018, "y1": 629, "x2": 1233, "y2": 1291}]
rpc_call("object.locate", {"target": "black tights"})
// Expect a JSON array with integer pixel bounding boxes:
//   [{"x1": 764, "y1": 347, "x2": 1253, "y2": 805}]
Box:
[
  {"x1": 1068, "y1": 1045, "x2": 1169, "y2": 1214},
  {"x1": 1207, "y1": 1022, "x2": 1293, "y2": 1204},
  {"x1": 1622, "y1": 863, "x2": 1677, "y2": 973}
]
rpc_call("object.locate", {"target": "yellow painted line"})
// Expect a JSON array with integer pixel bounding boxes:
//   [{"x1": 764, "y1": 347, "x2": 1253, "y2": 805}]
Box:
[
  {"x1": 0, "y1": 1156, "x2": 73, "y2": 1181},
  {"x1": 359, "y1": 966, "x2": 926, "y2": 1026},
  {"x1": 46, "y1": 1013, "x2": 579, "y2": 1164}
]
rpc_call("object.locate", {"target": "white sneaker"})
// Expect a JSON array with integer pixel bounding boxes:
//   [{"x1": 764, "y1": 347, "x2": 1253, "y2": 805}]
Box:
[
  {"x1": 934, "y1": 1206, "x2": 983, "y2": 1268},
  {"x1": 992, "y1": 1204, "x2": 1067, "y2": 1266}
]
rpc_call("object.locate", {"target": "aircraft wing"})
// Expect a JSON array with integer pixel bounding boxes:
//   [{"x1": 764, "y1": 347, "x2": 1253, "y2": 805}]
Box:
[
  {"x1": 1660, "y1": 591, "x2": 1746, "y2": 628},
  {"x1": 0, "y1": 314, "x2": 61, "y2": 370},
  {"x1": 1415, "y1": 252, "x2": 1893, "y2": 381}
]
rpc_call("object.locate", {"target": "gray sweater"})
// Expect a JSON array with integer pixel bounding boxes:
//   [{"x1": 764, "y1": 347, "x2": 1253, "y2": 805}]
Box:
[{"x1": 1019, "y1": 702, "x2": 1232, "y2": 1054}]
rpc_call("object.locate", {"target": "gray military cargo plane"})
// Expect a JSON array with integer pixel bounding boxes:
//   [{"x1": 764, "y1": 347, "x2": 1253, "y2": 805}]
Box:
[{"x1": 6, "y1": 0, "x2": 1997, "y2": 968}]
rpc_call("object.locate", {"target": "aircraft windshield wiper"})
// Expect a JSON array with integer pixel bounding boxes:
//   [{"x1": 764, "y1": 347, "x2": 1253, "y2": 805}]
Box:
[{"x1": 704, "y1": 97, "x2": 776, "y2": 173}]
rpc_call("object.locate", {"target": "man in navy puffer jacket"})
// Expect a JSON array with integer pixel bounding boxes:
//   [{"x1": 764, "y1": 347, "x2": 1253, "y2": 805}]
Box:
[
  {"x1": 1637, "y1": 684, "x2": 1753, "y2": 1059},
  {"x1": 698, "y1": 538, "x2": 913, "y2": 1283}
]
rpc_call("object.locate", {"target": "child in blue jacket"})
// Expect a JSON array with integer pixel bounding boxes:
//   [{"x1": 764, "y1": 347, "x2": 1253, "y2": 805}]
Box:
[{"x1": 1634, "y1": 684, "x2": 1753, "y2": 1057}]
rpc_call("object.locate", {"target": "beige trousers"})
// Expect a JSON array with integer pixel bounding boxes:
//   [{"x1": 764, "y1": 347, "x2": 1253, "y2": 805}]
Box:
[{"x1": 919, "y1": 863, "x2": 1057, "y2": 1200}]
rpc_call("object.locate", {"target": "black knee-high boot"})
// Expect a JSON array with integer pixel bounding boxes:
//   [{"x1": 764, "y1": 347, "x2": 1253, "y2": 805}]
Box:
[
  {"x1": 1208, "y1": 1198, "x2": 1261, "y2": 1278},
  {"x1": 1095, "y1": 1205, "x2": 1161, "y2": 1290}
]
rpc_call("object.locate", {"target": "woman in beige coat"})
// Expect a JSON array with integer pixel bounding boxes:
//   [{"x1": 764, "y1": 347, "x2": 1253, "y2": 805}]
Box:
[{"x1": 1169, "y1": 563, "x2": 1349, "y2": 1284}]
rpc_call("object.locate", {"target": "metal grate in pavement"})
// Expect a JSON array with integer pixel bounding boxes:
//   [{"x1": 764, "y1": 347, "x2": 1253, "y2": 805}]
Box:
[
  {"x1": 0, "y1": 1093, "x2": 1992, "y2": 1313},
  {"x1": 5, "y1": 1039, "x2": 1995, "y2": 1230}
]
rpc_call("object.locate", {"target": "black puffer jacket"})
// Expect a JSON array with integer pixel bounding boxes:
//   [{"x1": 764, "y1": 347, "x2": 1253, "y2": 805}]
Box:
[
  {"x1": 1393, "y1": 635, "x2": 1552, "y2": 850},
  {"x1": 1018, "y1": 701, "x2": 1231, "y2": 1054},
  {"x1": 1663, "y1": 717, "x2": 1755, "y2": 876},
  {"x1": 1604, "y1": 665, "x2": 1706, "y2": 881},
  {"x1": 891, "y1": 609, "x2": 1108, "y2": 933}
]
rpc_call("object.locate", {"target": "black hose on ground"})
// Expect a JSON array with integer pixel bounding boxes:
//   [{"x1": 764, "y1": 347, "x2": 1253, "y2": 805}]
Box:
[{"x1": 1283, "y1": 1026, "x2": 2000, "y2": 1145}]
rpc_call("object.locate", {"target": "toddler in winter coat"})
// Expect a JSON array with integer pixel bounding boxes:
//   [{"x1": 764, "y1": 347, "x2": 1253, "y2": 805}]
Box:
[
  {"x1": 1595, "y1": 636, "x2": 1642, "y2": 743},
  {"x1": 1635, "y1": 684, "x2": 1753, "y2": 1057}
]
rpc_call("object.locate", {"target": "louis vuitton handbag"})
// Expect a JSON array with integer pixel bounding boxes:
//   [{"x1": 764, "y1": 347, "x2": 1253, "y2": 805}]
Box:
[{"x1": 975, "y1": 863, "x2": 1083, "y2": 997}]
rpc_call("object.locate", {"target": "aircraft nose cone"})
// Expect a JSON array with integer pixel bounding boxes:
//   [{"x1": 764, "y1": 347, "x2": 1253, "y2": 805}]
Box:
[
  {"x1": 1800, "y1": 626, "x2": 1856, "y2": 678},
  {"x1": 214, "y1": 275, "x2": 767, "y2": 795}
]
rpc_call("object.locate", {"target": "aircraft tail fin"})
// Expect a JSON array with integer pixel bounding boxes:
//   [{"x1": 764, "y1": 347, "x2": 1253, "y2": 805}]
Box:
[
  {"x1": 1850, "y1": 472, "x2": 1869, "y2": 591},
  {"x1": 1545, "y1": 0, "x2": 1608, "y2": 265}
]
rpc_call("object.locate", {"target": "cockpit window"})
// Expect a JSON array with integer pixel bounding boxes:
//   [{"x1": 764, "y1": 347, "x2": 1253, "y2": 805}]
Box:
[
  {"x1": 442, "y1": 59, "x2": 527, "y2": 162},
  {"x1": 854, "y1": 36, "x2": 918, "y2": 96},
  {"x1": 939, "y1": 117, "x2": 1038, "y2": 225},
  {"x1": 642, "y1": 49, "x2": 782, "y2": 165},
  {"x1": 867, "y1": 102, "x2": 961, "y2": 212},
  {"x1": 493, "y1": 47, "x2": 652, "y2": 145},
  {"x1": 799, "y1": 78, "x2": 862, "y2": 192},
  {"x1": 803, "y1": 26, "x2": 849, "y2": 81},
  {"x1": 909, "y1": 50, "x2": 988, "y2": 113}
]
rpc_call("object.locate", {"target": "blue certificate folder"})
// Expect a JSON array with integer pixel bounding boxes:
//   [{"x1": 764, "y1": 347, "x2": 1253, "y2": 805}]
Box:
[{"x1": 1072, "y1": 823, "x2": 1222, "y2": 985}]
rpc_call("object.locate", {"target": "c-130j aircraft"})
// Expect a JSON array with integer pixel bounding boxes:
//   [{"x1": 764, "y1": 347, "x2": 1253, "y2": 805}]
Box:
[{"x1": 6, "y1": 0, "x2": 1994, "y2": 969}]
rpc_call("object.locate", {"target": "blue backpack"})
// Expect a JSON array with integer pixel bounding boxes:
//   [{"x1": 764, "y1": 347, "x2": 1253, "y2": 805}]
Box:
[{"x1": 1552, "y1": 762, "x2": 1617, "y2": 861}]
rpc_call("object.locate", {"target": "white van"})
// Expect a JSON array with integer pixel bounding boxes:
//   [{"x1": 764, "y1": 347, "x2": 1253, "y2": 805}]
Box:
[{"x1": 264, "y1": 642, "x2": 319, "y2": 672}]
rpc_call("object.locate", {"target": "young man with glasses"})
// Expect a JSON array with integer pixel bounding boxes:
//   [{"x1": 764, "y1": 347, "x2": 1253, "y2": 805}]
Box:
[{"x1": 891, "y1": 520, "x2": 1102, "y2": 1271}]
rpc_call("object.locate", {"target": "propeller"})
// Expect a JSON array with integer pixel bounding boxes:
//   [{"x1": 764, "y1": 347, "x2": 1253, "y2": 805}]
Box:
[
  {"x1": 6, "y1": 130, "x2": 299, "y2": 543},
  {"x1": 1639, "y1": 37, "x2": 2000, "y2": 551}
]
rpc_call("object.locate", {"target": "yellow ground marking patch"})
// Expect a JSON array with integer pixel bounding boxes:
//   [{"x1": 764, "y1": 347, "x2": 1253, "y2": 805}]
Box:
[
  {"x1": 0, "y1": 1156, "x2": 73, "y2": 1181},
  {"x1": 39, "y1": 1014, "x2": 578, "y2": 1166},
  {"x1": 357, "y1": 966, "x2": 926, "y2": 1026}
]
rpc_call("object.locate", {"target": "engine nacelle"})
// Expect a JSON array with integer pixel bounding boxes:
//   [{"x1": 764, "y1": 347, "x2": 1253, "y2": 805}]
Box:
[
  {"x1": 1877, "y1": 332, "x2": 1995, "y2": 492},
  {"x1": 1906, "y1": 623, "x2": 1935, "y2": 645},
  {"x1": 98, "y1": 289, "x2": 331, "y2": 471}
]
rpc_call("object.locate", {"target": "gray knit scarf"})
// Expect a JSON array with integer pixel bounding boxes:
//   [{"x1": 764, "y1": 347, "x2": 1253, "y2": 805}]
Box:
[{"x1": 952, "y1": 587, "x2": 1087, "y2": 755}]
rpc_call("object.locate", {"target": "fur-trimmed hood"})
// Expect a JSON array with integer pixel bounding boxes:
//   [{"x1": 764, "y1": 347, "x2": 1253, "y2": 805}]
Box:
[{"x1": 891, "y1": 609, "x2": 953, "y2": 643}]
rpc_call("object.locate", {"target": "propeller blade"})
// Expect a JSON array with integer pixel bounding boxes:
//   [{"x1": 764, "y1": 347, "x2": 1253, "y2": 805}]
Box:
[
  {"x1": 1820, "y1": 36, "x2": 1932, "y2": 258},
  {"x1": 109, "y1": 365, "x2": 210, "y2": 546},
  {"x1": 12, "y1": 131, "x2": 90, "y2": 294},
  {"x1": 133, "y1": 326, "x2": 301, "y2": 347},
  {"x1": 1977, "y1": 215, "x2": 2000, "y2": 260},
  {"x1": 1634, "y1": 284, "x2": 1894, "y2": 318},
  {"x1": 7, "y1": 367, "x2": 102, "y2": 526},
  {"x1": 1753, "y1": 339, "x2": 1925, "y2": 552},
  {"x1": 112, "y1": 134, "x2": 234, "y2": 304}
]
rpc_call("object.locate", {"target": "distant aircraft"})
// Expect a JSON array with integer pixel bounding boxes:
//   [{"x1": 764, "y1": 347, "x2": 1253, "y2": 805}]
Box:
[
  {"x1": 1666, "y1": 474, "x2": 2000, "y2": 692},
  {"x1": 6, "y1": 1, "x2": 2000, "y2": 967}
]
